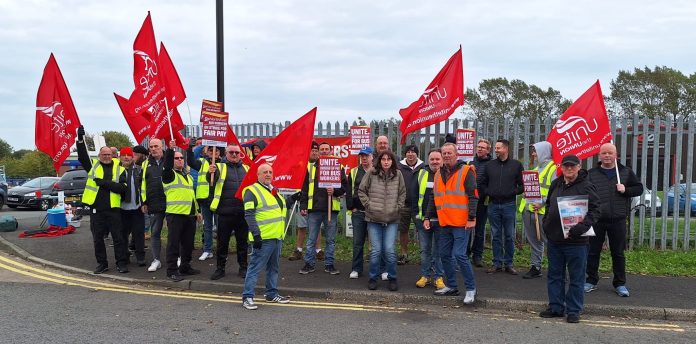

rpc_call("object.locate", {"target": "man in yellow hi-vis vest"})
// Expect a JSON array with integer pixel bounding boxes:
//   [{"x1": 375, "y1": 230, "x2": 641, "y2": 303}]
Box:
[
  {"x1": 241, "y1": 163, "x2": 290, "y2": 310},
  {"x1": 186, "y1": 143, "x2": 222, "y2": 261},
  {"x1": 75, "y1": 125, "x2": 128, "y2": 274},
  {"x1": 162, "y1": 140, "x2": 202, "y2": 282},
  {"x1": 518, "y1": 141, "x2": 557, "y2": 279}
]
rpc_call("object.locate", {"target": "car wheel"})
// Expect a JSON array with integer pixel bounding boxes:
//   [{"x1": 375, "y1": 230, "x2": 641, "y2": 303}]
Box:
[{"x1": 40, "y1": 199, "x2": 51, "y2": 211}]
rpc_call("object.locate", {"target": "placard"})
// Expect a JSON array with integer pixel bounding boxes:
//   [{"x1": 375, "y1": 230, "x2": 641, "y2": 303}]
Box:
[
  {"x1": 522, "y1": 170, "x2": 542, "y2": 202},
  {"x1": 201, "y1": 110, "x2": 229, "y2": 147},
  {"x1": 456, "y1": 129, "x2": 475, "y2": 162},
  {"x1": 317, "y1": 156, "x2": 342, "y2": 188},
  {"x1": 349, "y1": 126, "x2": 371, "y2": 154},
  {"x1": 200, "y1": 99, "x2": 223, "y2": 121}
]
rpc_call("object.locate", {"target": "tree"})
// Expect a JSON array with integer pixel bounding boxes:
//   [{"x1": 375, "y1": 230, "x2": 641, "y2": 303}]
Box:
[
  {"x1": 102, "y1": 131, "x2": 134, "y2": 149},
  {"x1": 12, "y1": 149, "x2": 32, "y2": 159},
  {"x1": 463, "y1": 78, "x2": 571, "y2": 122},
  {"x1": 0, "y1": 150, "x2": 55, "y2": 177},
  {"x1": 0, "y1": 138, "x2": 13, "y2": 159},
  {"x1": 609, "y1": 66, "x2": 696, "y2": 121}
]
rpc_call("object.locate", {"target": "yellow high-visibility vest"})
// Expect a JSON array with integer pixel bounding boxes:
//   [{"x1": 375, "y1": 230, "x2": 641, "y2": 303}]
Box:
[
  {"x1": 163, "y1": 172, "x2": 198, "y2": 215},
  {"x1": 81, "y1": 159, "x2": 123, "y2": 207},
  {"x1": 210, "y1": 162, "x2": 249, "y2": 211},
  {"x1": 243, "y1": 183, "x2": 287, "y2": 241},
  {"x1": 518, "y1": 161, "x2": 556, "y2": 215}
]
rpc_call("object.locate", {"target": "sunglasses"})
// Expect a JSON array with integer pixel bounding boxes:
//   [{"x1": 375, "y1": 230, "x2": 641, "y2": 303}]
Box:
[
  {"x1": 174, "y1": 157, "x2": 185, "y2": 160},
  {"x1": 228, "y1": 151, "x2": 241, "y2": 155}
]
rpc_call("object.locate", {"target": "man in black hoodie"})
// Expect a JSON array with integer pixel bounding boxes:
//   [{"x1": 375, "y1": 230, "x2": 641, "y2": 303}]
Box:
[
  {"x1": 469, "y1": 138, "x2": 492, "y2": 267},
  {"x1": 479, "y1": 139, "x2": 524, "y2": 274},
  {"x1": 585, "y1": 143, "x2": 643, "y2": 297},
  {"x1": 539, "y1": 154, "x2": 600, "y2": 324}
]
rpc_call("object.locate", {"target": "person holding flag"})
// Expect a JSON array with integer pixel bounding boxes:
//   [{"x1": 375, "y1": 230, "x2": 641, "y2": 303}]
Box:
[
  {"x1": 208, "y1": 144, "x2": 250, "y2": 280},
  {"x1": 186, "y1": 142, "x2": 223, "y2": 261},
  {"x1": 518, "y1": 141, "x2": 557, "y2": 279}
]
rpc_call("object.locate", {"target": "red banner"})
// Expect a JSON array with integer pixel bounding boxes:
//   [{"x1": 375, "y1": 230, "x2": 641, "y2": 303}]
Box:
[
  {"x1": 399, "y1": 48, "x2": 464, "y2": 144},
  {"x1": 235, "y1": 108, "x2": 318, "y2": 199},
  {"x1": 127, "y1": 12, "x2": 163, "y2": 116},
  {"x1": 114, "y1": 93, "x2": 151, "y2": 143},
  {"x1": 159, "y1": 42, "x2": 186, "y2": 107},
  {"x1": 318, "y1": 137, "x2": 358, "y2": 173},
  {"x1": 35, "y1": 54, "x2": 81, "y2": 172},
  {"x1": 547, "y1": 80, "x2": 612, "y2": 164}
]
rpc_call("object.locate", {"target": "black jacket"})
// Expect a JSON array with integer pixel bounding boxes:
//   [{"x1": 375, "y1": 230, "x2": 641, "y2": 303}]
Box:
[
  {"x1": 209, "y1": 161, "x2": 247, "y2": 216},
  {"x1": 479, "y1": 156, "x2": 524, "y2": 204},
  {"x1": 543, "y1": 170, "x2": 601, "y2": 245},
  {"x1": 300, "y1": 160, "x2": 347, "y2": 213},
  {"x1": 346, "y1": 165, "x2": 370, "y2": 211},
  {"x1": 472, "y1": 154, "x2": 492, "y2": 192},
  {"x1": 76, "y1": 140, "x2": 126, "y2": 211},
  {"x1": 588, "y1": 162, "x2": 643, "y2": 221},
  {"x1": 142, "y1": 155, "x2": 166, "y2": 213},
  {"x1": 398, "y1": 159, "x2": 424, "y2": 207}
]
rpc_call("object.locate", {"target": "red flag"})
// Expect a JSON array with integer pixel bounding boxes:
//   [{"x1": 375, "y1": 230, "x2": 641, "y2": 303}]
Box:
[
  {"x1": 547, "y1": 80, "x2": 612, "y2": 164},
  {"x1": 128, "y1": 12, "x2": 164, "y2": 116},
  {"x1": 159, "y1": 42, "x2": 186, "y2": 107},
  {"x1": 148, "y1": 99, "x2": 188, "y2": 149},
  {"x1": 35, "y1": 54, "x2": 81, "y2": 172},
  {"x1": 227, "y1": 124, "x2": 254, "y2": 166},
  {"x1": 114, "y1": 93, "x2": 151, "y2": 143},
  {"x1": 235, "y1": 108, "x2": 317, "y2": 199},
  {"x1": 399, "y1": 48, "x2": 464, "y2": 144}
]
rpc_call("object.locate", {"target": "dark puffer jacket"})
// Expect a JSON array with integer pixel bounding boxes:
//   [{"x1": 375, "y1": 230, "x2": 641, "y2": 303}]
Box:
[
  {"x1": 588, "y1": 162, "x2": 643, "y2": 221},
  {"x1": 141, "y1": 156, "x2": 166, "y2": 213},
  {"x1": 209, "y1": 161, "x2": 247, "y2": 216},
  {"x1": 543, "y1": 169, "x2": 601, "y2": 245}
]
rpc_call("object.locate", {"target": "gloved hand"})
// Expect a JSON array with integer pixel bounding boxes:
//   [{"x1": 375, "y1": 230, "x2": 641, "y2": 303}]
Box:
[
  {"x1": 569, "y1": 223, "x2": 588, "y2": 239},
  {"x1": 93, "y1": 178, "x2": 107, "y2": 187},
  {"x1": 291, "y1": 192, "x2": 302, "y2": 202},
  {"x1": 253, "y1": 235, "x2": 263, "y2": 249},
  {"x1": 77, "y1": 125, "x2": 85, "y2": 141}
]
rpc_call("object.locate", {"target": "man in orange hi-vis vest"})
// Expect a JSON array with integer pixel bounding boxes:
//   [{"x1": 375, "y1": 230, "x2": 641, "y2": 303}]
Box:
[{"x1": 423, "y1": 142, "x2": 479, "y2": 305}]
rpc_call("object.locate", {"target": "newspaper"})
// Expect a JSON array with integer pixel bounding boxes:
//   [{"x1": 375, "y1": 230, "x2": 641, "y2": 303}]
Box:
[{"x1": 557, "y1": 195, "x2": 596, "y2": 238}]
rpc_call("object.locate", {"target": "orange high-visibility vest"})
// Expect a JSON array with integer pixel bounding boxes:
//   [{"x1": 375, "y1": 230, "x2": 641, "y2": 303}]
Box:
[{"x1": 433, "y1": 165, "x2": 474, "y2": 227}]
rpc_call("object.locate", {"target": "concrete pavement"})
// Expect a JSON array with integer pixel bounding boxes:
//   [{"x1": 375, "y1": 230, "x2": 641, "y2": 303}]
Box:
[{"x1": 1, "y1": 211, "x2": 695, "y2": 321}]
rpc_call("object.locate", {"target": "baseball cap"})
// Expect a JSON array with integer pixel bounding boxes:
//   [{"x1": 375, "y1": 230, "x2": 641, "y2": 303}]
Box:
[
  {"x1": 561, "y1": 155, "x2": 581, "y2": 166},
  {"x1": 358, "y1": 147, "x2": 373, "y2": 156}
]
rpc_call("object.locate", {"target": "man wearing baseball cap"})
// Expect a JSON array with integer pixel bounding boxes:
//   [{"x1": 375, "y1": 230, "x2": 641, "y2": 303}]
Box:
[
  {"x1": 539, "y1": 154, "x2": 600, "y2": 323},
  {"x1": 346, "y1": 146, "x2": 374, "y2": 278}
]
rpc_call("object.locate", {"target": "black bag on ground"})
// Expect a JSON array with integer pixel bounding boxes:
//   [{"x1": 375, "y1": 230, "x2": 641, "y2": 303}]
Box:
[{"x1": 0, "y1": 215, "x2": 18, "y2": 232}]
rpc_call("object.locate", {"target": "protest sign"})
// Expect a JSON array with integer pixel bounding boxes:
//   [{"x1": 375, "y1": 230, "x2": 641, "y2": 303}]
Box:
[
  {"x1": 350, "y1": 126, "x2": 371, "y2": 154},
  {"x1": 317, "y1": 156, "x2": 342, "y2": 188},
  {"x1": 522, "y1": 170, "x2": 543, "y2": 203},
  {"x1": 456, "y1": 128, "x2": 475, "y2": 161},
  {"x1": 201, "y1": 110, "x2": 228, "y2": 147}
]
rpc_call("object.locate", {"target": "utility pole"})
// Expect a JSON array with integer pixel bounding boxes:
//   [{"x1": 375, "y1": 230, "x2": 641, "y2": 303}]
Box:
[{"x1": 216, "y1": 0, "x2": 224, "y2": 110}]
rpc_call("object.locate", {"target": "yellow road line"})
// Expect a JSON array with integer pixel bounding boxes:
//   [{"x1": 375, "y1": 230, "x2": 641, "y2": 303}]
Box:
[
  {"x1": 586, "y1": 323, "x2": 685, "y2": 332},
  {"x1": 589, "y1": 319, "x2": 682, "y2": 328},
  {"x1": 0, "y1": 257, "x2": 403, "y2": 312}
]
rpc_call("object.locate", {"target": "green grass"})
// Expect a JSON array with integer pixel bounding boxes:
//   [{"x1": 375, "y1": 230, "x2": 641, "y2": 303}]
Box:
[{"x1": 157, "y1": 215, "x2": 696, "y2": 277}]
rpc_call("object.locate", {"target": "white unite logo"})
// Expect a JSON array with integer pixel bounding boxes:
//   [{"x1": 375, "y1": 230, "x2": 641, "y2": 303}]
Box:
[
  {"x1": 553, "y1": 116, "x2": 599, "y2": 150},
  {"x1": 135, "y1": 50, "x2": 159, "y2": 98}
]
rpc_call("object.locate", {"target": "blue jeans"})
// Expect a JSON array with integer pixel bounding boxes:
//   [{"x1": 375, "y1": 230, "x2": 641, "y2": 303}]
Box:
[
  {"x1": 488, "y1": 202, "x2": 516, "y2": 268},
  {"x1": 305, "y1": 211, "x2": 337, "y2": 267},
  {"x1": 200, "y1": 203, "x2": 214, "y2": 253},
  {"x1": 439, "y1": 226, "x2": 476, "y2": 291},
  {"x1": 470, "y1": 203, "x2": 488, "y2": 260},
  {"x1": 418, "y1": 222, "x2": 443, "y2": 278},
  {"x1": 547, "y1": 241, "x2": 588, "y2": 316},
  {"x1": 367, "y1": 222, "x2": 398, "y2": 281},
  {"x1": 351, "y1": 211, "x2": 368, "y2": 274},
  {"x1": 149, "y1": 212, "x2": 165, "y2": 261},
  {"x1": 242, "y1": 239, "x2": 282, "y2": 299}
]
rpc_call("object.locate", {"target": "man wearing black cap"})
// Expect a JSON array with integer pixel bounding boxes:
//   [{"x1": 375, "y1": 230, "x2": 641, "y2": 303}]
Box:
[
  {"x1": 289, "y1": 141, "x2": 323, "y2": 261},
  {"x1": 133, "y1": 145, "x2": 149, "y2": 165},
  {"x1": 540, "y1": 154, "x2": 600, "y2": 324},
  {"x1": 346, "y1": 146, "x2": 374, "y2": 278},
  {"x1": 397, "y1": 144, "x2": 424, "y2": 265}
]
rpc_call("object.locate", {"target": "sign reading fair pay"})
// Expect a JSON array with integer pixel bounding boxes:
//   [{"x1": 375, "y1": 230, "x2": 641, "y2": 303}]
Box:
[
  {"x1": 317, "y1": 156, "x2": 342, "y2": 188},
  {"x1": 201, "y1": 110, "x2": 228, "y2": 147}
]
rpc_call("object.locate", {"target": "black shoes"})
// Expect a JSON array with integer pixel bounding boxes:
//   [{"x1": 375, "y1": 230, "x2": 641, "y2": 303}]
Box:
[
  {"x1": 211, "y1": 269, "x2": 225, "y2": 280},
  {"x1": 324, "y1": 265, "x2": 340, "y2": 275},
  {"x1": 168, "y1": 273, "x2": 184, "y2": 282},
  {"x1": 472, "y1": 257, "x2": 483, "y2": 268},
  {"x1": 136, "y1": 260, "x2": 147, "y2": 267},
  {"x1": 238, "y1": 268, "x2": 247, "y2": 278},
  {"x1": 368, "y1": 279, "x2": 377, "y2": 290},
  {"x1": 94, "y1": 264, "x2": 109, "y2": 274},
  {"x1": 388, "y1": 279, "x2": 398, "y2": 291},
  {"x1": 539, "y1": 308, "x2": 564, "y2": 318},
  {"x1": 523, "y1": 266, "x2": 542, "y2": 279},
  {"x1": 179, "y1": 267, "x2": 201, "y2": 276},
  {"x1": 566, "y1": 314, "x2": 580, "y2": 323},
  {"x1": 116, "y1": 265, "x2": 129, "y2": 273},
  {"x1": 299, "y1": 263, "x2": 315, "y2": 274}
]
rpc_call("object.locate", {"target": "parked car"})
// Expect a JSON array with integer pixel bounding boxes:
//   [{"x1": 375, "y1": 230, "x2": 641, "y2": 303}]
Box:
[
  {"x1": 665, "y1": 183, "x2": 696, "y2": 216},
  {"x1": 631, "y1": 188, "x2": 662, "y2": 213},
  {"x1": 0, "y1": 175, "x2": 8, "y2": 210},
  {"x1": 51, "y1": 168, "x2": 88, "y2": 203},
  {"x1": 5, "y1": 177, "x2": 61, "y2": 210}
]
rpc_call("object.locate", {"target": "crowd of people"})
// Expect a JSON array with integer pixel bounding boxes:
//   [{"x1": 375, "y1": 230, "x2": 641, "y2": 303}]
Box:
[{"x1": 75, "y1": 125, "x2": 643, "y2": 321}]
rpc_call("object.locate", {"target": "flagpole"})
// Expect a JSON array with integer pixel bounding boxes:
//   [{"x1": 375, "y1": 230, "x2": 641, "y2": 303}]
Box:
[
  {"x1": 185, "y1": 99, "x2": 194, "y2": 128},
  {"x1": 283, "y1": 200, "x2": 298, "y2": 240},
  {"x1": 164, "y1": 97, "x2": 175, "y2": 142},
  {"x1": 610, "y1": 140, "x2": 621, "y2": 184}
]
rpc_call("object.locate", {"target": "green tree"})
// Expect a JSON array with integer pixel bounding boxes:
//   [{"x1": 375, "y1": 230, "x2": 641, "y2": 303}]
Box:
[
  {"x1": 0, "y1": 150, "x2": 55, "y2": 177},
  {"x1": 12, "y1": 149, "x2": 32, "y2": 159},
  {"x1": 102, "y1": 131, "x2": 134, "y2": 149},
  {"x1": 0, "y1": 138, "x2": 13, "y2": 159},
  {"x1": 609, "y1": 66, "x2": 696, "y2": 121},
  {"x1": 464, "y1": 78, "x2": 571, "y2": 122}
]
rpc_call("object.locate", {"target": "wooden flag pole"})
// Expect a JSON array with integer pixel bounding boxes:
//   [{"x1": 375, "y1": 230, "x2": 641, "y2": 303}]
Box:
[
  {"x1": 328, "y1": 194, "x2": 332, "y2": 223},
  {"x1": 164, "y1": 97, "x2": 175, "y2": 142},
  {"x1": 534, "y1": 211, "x2": 541, "y2": 241}
]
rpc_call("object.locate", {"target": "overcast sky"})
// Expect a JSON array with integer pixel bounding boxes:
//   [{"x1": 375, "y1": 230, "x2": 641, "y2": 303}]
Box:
[{"x1": 1, "y1": 0, "x2": 695, "y2": 150}]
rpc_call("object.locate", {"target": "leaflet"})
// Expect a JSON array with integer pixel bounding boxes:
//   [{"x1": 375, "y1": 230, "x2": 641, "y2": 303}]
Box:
[{"x1": 557, "y1": 195, "x2": 596, "y2": 238}]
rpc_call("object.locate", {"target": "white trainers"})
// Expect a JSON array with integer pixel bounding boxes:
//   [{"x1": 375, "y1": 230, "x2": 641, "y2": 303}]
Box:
[
  {"x1": 242, "y1": 297, "x2": 258, "y2": 310},
  {"x1": 463, "y1": 290, "x2": 476, "y2": 305},
  {"x1": 349, "y1": 271, "x2": 359, "y2": 279},
  {"x1": 147, "y1": 259, "x2": 161, "y2": 272},
  {"x1": 199, "y1": 252, "x2": 213, "y2": 261},
  {"x1": 381, "y1": 272, "x2": 388, "y2": 281}
]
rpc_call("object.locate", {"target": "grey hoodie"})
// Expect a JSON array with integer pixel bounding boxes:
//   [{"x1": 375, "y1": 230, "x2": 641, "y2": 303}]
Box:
[{"x1": 532, "y1": 141, "x2": 553, "y2": 169}]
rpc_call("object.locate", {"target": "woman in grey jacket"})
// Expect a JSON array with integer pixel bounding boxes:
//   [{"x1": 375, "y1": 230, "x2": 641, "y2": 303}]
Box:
[{"x1": 358, "y1": 150, "x2": 406, "y2": 291}]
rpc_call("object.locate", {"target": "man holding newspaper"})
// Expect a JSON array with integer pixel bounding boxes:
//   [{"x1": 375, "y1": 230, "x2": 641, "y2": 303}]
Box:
[{"x1": 539, "y1": 154, "x2": 600, "y2": 324}]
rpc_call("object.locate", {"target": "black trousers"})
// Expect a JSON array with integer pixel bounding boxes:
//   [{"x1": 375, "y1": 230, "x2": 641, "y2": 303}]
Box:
[
  {"x1": 586, "y1": 218, "x2": 627, "y2": 287},
  {"x1": 216, "y1": 214, "x2": 249, "y2": 270},
  {"x1": 121, "y1": 209, "x2": 145, "y2": 261},
  {"x1": 91, "y1": 208, "x2": 128, "y2": 267},
  {"x1": 165, "y1": 214, "x2": 196, "y2": 275}
]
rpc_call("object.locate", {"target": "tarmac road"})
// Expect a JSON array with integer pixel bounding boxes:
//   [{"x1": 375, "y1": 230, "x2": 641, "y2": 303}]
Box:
[{"x1": 0, "y1": 252, "x2": 694, "y2": 344}]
